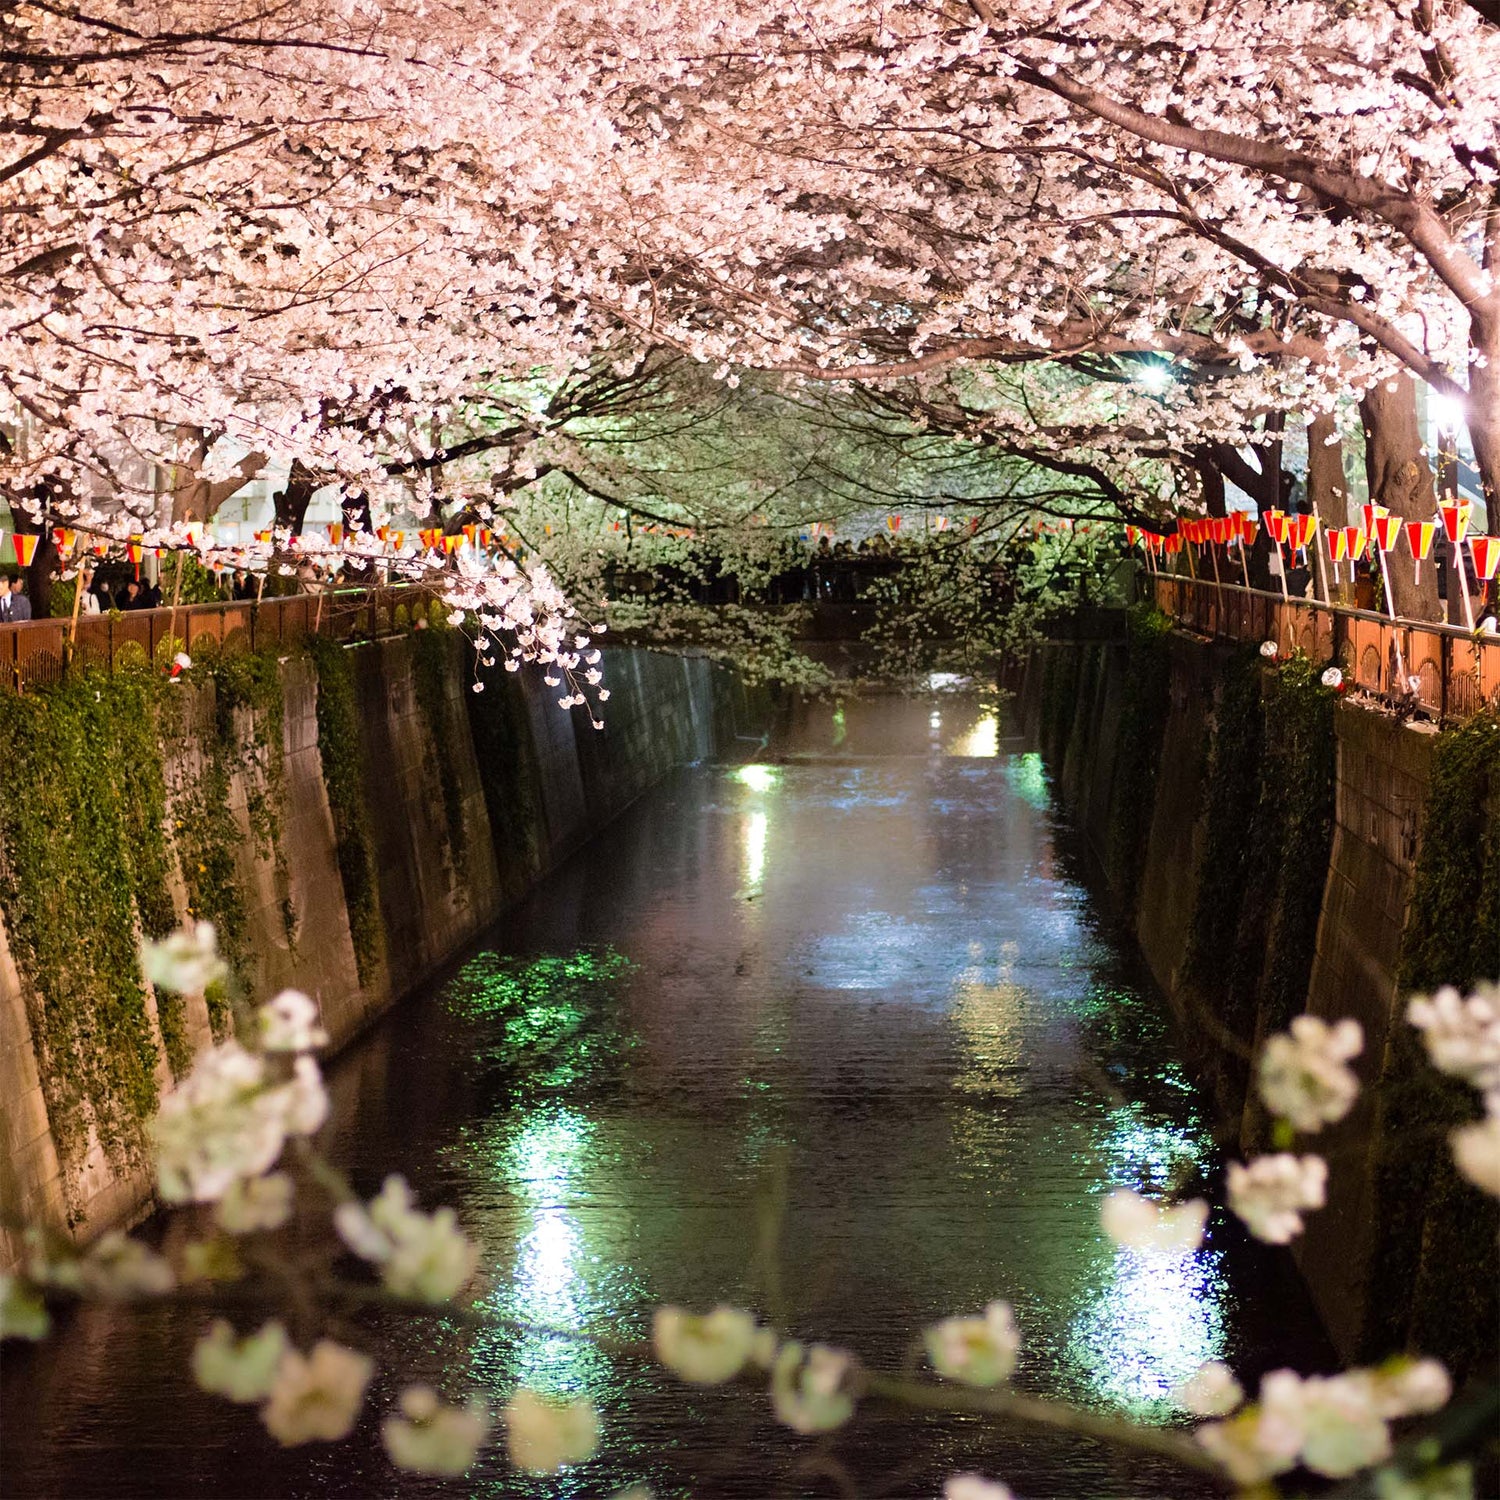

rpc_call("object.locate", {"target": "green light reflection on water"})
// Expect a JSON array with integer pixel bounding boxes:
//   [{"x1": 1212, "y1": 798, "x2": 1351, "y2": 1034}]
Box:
[{"x1": 1004, "y1": 751, "x2": 1050, "y2": 809}]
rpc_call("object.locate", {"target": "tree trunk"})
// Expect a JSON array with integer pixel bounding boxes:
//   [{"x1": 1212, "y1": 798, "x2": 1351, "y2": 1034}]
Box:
[
  {"x1": 1306, "y1": 413, "x2": 1351, "y2": 603},
  {"x1": 1359, "y1": 374, "x2": 1442, "y2": 622},
  {"x1": 1468, "y1": 322, "x2": 1500, "y2": 535},
  {"x1": 170, "y1": 425, "x2": 267, "y2": 524},
  {"x1": 274, "y1": 460, "x2": 319, "y2": 535}
]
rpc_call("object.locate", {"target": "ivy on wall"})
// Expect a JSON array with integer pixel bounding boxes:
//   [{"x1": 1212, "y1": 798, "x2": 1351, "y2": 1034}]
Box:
[
  {"x1": 1364, "y1": 709, "x2": 1500, "y2": 1380},
  {"x1": 465, "y1": 661, "x2": 547, "y2": 899},
  {"x1": 0, "y1": 667, "x2": 174, "y2": 1176},
  {"x1": 1105, "y1": 603, "x2": 1172, "y2": 902},
  {"x1": 410, "y1": 624, "x2": 468, "y2": 870},
  {"x1": 306, "y1": 636, "x2": 384, "y2": 987}
]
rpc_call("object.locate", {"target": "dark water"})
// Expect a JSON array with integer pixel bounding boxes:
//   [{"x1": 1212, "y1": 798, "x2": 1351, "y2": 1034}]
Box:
[{"x1": 1, "y1": 690, "x2": 1330, "y2": 1499}]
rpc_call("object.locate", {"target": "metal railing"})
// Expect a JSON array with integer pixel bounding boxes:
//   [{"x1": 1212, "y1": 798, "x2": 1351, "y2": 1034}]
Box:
[
  {"x1": 0, "y1": 587, "x2": 439, "y2": 694},
  {"x1": 1153, "y1": 574, "x2": 1500, "y2": 724}
]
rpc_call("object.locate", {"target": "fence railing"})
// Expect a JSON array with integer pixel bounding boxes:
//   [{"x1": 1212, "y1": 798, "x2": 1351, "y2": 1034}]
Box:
[
  {"x1": 0, "y1": 587, "x2": 440, "y2": 694},
  {"x1": 1152, "y1": 575, "x2": 1500, "y2": 724}
]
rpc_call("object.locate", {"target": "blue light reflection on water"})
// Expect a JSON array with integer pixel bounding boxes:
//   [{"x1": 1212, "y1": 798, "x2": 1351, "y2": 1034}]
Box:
[{"x1": 0, "y1": 703, "x2": 1333, "y2": 1500}]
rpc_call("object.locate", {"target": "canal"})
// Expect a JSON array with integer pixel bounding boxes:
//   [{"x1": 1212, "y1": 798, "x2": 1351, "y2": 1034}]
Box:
[{"x1": 1, "y1": 688, "x2": 1329, "y2": 1498}]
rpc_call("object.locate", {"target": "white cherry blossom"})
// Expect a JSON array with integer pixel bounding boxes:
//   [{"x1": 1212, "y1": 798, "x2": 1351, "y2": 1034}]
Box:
[
  {"x1": 333, "y1": 1175, "x2": 478, "y2": 1303},
  {"x1": 1227, "y1": 1154, "x2": 1327, "y2": 1244},
  {"x1": 1174, "y1": 1360, "x2": 1245, "y2": 1418},
  {"x1": 261, "y1": 1340, "x2": 375, "y2": 1446},
  {"x1": 192, "y1": 1320, "x2": 290, "y2": 1403},
  {"x1": 1099, "y1": 1188, "x2": 1208, "y2": 1254},
  {"x1": 1257, "y1": 1016, "x2": 1364, "y2": 1133},
  {"x1": 381, "y1": 1385, "x2": 489, "y2": 1476},
  {"x1": 140, "y1": 922, "x2": 228, "y2": 997},
  {"x1": 925, "y1": 1301, "x2": 1020, "y2": 1387},
  {"x1": 652, "y1": 1305, "x2": 759, "y2": 1385},
  {"x1": 503, "y1": 1389, "x2": 599, "y2": 1474},
  {"x1": 769, "y1": 1342, "x2": 856, "y2": 1434}
]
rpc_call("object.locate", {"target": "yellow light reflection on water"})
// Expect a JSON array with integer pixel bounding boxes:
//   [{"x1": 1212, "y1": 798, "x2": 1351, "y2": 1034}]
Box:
[
  {"x1": 735, "y1": 763, "x2": 779, "y2": 792},
  {"x1": 743, "y1": 809, "x2": 768, "y2": 892},
  {"x1": 947, "y1": 709, "x2": 999, "y2": 758}
]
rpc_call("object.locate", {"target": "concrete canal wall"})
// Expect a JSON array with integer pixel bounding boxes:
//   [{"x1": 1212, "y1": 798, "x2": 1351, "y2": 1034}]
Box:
[
  {"x1": 0, "y1": 635, "x2": 767, "y2": 1267},
  {"x1": 1019, "y1": 626, "x2": 1499, "y2": 1378}
]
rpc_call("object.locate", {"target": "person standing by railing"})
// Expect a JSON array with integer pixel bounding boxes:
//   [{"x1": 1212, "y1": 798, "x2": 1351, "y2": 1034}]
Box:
[{"x1": 1, "y1": 576, "x2": 32, "y2": 622}]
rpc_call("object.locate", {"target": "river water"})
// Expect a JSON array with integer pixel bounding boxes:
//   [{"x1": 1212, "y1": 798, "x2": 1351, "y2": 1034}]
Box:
[{"x1": 1, "y1": 689, "x2": 1329, "y2": 1499}]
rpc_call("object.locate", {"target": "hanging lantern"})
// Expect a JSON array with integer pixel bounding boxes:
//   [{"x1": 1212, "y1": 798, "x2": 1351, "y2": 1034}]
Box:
[
  {"x1": 1470, "y1": 536, "x2": 1500, "y2": 581},
  {"x1": 886, "y1": 515, "x2": 902, "y2": 534},
  {"x1": 11, "y1": 533, "x2": 39, "y2": 567},
  {"x1": 328, "y1": 521, "x2": 344, "y2": 548},
  {"x1": 1405, "y1": 520, "x2": 1437, "y2": 585},
  {"x1": 1360, "y1": 504, "x2": 1389, "y2": 535},
  {"x1": 126, "y1": 541, "x2": 144, "y2": 578},
  {"x1": 1372, "y1": 515, "x2": 1402, "y2": 552},
  {"x1": 1240, "y1": 518, "x2": 1259, "y2": 547},
  {"x1": 441, "y1": 532, "x2": 462, "y2": 554},
  {"x1": 1439, "y1": 501, "x2": 1472, "y2": 546}
]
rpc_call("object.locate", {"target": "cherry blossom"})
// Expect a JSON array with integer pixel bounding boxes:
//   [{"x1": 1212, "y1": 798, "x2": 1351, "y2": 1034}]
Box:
[
  {"x1": 1257, "y1": 1016, "x2": 1364, "y2": 1133},
  {"x1": 502, "y1": 1389, "x2": 600, "y2": 1474},
  {"x1": 1098, "y1": 1188, "x2": 1208, "y2": 1254},
  {"x1": 381, "y1": 1386, "x2": 489, "y2": 1476},
  {"x1": 652, "y1": 1305, "x2": 761, "y2": 1385},
  {"x1": 1226, "y1": 1153, "x2": 1328, "y2": 1243},
  {"x1": 261, "y1": 1340, "x2": 375, "y2": 1446},
  {"x1": 924, "y1": 1301, "x2": 1021, "y2": 1387}
]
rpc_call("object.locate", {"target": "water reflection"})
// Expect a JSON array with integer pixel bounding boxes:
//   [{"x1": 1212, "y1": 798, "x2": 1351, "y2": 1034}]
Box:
[{"x1": 0, "y1": 695, "x2": 1332, "y2": 1500}]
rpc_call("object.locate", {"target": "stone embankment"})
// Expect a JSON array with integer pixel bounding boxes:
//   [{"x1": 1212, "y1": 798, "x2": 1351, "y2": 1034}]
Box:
[
  {"x1": 0, "y1": 630, "x2": 766, "y2": 1267},
  {"x1": 1018, "y1": 620, "x2": 1498, "y2": 1378}
]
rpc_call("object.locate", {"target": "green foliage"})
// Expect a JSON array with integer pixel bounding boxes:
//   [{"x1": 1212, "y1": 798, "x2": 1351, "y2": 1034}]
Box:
[
  {"x1": 163, "y1": 649, "x2": 294, "y2": 1028},
  {"x1": 409, "y1": 624, "x2": 468, "y2": 868},
  {"x1": 1182, "y1": 646, "x2": 1265, "y2": 992},
  {"x1": 0, "y1": 667, "x2": 173, "y2": 1174},
  {"x1": 307, "y1": 636, "x2": 384, "y2": 986},
  {"x1": 465, "y1": 662, "x2": 548, "y2": 899},
  {"x1": 1248, "y1": 652, "x2": 1338, "y2": 1035},
  {"x1": 1398, "y1": 711, "x2": 1500, "y2": 995},
  {"x1": 1105, "y1": 604, "x2": 1173, "y2": 902},
  {"x1": 1365, "y1": 710, "x2": 1500, "y2": 1381}
]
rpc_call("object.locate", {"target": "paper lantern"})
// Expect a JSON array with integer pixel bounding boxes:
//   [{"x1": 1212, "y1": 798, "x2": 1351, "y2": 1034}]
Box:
[
  {"x1": 11, "y1": 533, "x2": 38, "y2": 567},
  {"x1": 328, "y1": 521, "x2": 344, "y2": 547},
  {"x1": 1440, "y1": 501, "x2": 1472, "y2": 546},
  {"x1": 441, "y1": 532, "x2": 462, "y2": 554},
  {"x1": 1264, "y1": 509, "x2": 1288, "y2": 545},
  {"x1": 1471, "y1": 536, "x2": 1500, "y2": 581},
  {"x1": 1292, "y1": 514, "x2": 1318, "y2": 548},
  {"x1": 1325, "y1": 528, "x2": 1347, "y2": 564},
  {"x1": 1241, "y1": 519, "x2": 1259, "y2": 547},
  {"x1": 886, "y1": 515, "x2": 902, "y2": 533},
  {"x1": 1360, "y1": 504, "x2": 1389, "y2": 535},
  {"x1": 1373, "y1": 515, "x2": 1402, "y2": 552}
]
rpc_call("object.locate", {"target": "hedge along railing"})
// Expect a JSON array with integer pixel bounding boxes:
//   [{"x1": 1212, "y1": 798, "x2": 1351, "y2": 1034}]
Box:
[
  {"x1": 1152, "y1": 574, "x2": 1500, "y2": 725},
  {"x1": 0, "y1": 586, "x2": 438, "y2": 693}
]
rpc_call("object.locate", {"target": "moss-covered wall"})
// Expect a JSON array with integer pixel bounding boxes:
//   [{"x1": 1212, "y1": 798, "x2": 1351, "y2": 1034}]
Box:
[
  {"x1": 0, "y1": 638, "x2": 763, "y2": 1266},
  {"x1": 1021, "y1": 635, "x2": 1498, "y2": 1379}
]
